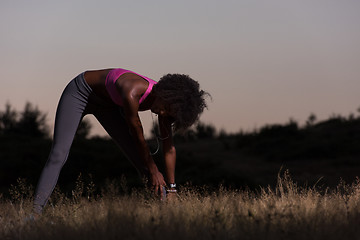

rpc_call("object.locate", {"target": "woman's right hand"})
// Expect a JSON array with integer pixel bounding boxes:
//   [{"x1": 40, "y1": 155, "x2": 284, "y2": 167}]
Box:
[{"x1": 150, "y1": 170, "x2": 167, "y2": 198}]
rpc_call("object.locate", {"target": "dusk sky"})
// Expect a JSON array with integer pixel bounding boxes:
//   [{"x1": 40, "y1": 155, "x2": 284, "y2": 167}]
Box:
[{"x1": 1, "y1": 0, "x2": 360, "y2": 137}]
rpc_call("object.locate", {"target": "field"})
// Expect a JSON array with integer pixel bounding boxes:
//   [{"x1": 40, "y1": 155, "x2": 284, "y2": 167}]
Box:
[
  {"x1": 2, "y1": 105, "x2": 360, "y2": 239},
  {"x1": 1, "y1": 171, "x2": 360, "y2": 240}
]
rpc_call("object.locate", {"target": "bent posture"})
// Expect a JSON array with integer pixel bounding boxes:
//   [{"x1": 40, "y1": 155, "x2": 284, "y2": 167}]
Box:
[{"x1": 33, "y1": 68, "x2": 208, "y2": 214}]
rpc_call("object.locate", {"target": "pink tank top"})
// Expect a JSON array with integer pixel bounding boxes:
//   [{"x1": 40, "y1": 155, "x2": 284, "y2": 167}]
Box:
[{"x1": 105, "y1": 68, "x2": 157, "y2": 106}]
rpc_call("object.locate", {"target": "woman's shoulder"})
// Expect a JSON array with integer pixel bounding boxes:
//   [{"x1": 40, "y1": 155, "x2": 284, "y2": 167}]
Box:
[{"x1": 116, "y1": 73, "x2": 149, "y2": 98}]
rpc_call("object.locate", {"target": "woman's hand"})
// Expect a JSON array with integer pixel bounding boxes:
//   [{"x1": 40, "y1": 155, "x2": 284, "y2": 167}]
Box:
[{"x1": 150, "y1": 170, "x2": 166, "y2": 197}]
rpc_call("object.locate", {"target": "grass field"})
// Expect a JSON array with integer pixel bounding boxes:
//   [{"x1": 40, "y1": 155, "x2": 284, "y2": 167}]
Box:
[{"x1": 1, "y1": 170, "x2": 360, "y2": 240}]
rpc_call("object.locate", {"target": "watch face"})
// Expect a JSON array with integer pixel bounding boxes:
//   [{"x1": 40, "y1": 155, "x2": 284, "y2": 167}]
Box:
[{"x1": 170, "y1": 183, "x2": 176, "y2": 188}]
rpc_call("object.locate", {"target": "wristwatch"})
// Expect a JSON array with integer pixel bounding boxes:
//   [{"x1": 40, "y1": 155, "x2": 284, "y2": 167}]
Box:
[{"x1": 169, "y1": 183, "x2": 176, "y2": 188}]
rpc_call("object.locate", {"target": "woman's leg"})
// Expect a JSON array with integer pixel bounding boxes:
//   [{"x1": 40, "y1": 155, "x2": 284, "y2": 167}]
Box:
[
  {"x1": 93, "y1": 108, "x2": 150, "y2": 179},
  {"x1": 33, "y1": 76, "x2": 90, "y2": 214}
]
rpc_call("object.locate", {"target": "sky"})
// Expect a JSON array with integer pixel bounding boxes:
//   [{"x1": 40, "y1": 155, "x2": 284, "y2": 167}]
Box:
[{"x1": 1, "y1": 0, "x2": 360, "y2": 137}]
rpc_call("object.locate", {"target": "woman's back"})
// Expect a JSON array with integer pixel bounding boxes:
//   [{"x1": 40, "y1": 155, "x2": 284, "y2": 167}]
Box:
[{"x1": 84, "y1": 69, "x2": 113, "y2": 103}]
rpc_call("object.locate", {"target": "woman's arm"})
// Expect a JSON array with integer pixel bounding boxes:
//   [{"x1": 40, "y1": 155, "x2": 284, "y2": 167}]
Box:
[
  {"x1": 158, "y1": 116, "x2": 176, "y2": 185},
  {"x1": 122, "y1": 87, "x2": 166, "y2": 193}
]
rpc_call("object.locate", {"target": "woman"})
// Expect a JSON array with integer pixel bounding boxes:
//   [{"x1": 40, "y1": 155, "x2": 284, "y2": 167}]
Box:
[{"x1": 33, "y1": 68, "x2": 209, "y2": 215}]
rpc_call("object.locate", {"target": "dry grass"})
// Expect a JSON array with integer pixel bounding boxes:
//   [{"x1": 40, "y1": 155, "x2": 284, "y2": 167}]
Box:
[{"x1": 1, "y1": 170, "x2": 360, "y2": 240}]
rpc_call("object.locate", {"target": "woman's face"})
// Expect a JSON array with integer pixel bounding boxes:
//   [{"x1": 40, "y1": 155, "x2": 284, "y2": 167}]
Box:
[{"x1": 151, "y1": 97, "x2": 172, "y2": 118}]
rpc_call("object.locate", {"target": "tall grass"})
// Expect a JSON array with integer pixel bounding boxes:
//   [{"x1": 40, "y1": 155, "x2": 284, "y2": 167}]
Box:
[{"x1": 1, "y1": 170, "x2": 360, "y2": 240}]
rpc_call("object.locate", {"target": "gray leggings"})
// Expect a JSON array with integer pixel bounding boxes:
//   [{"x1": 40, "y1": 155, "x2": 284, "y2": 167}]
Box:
[{"x1": 33, "y1": 73, "x2": 149, "y2": 214}]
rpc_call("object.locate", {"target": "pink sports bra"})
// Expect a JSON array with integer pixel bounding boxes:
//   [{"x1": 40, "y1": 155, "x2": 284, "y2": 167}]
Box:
[{"x1": 105, "y1": 68, "x2": 157, "y2": 106}]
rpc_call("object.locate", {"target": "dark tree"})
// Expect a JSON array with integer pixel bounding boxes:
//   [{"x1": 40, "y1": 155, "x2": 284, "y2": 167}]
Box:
[
  {"x1": 16, "y1": 102, "x2": 49, "y2": 138},
  {"x1": 0, "y1": 102, "x2": 49, "y2": 138},
  {"x1": 0, "y1": 103, "x2": 17, "y2": 135},
  {"x1": 306, "y1": 113, "x2": 317, "y2": 127},
  {"x1": 195, "y1": 122, "x2": 216, "y2": 139}
]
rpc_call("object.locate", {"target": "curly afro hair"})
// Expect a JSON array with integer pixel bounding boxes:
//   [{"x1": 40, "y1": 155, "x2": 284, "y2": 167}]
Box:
[{"x1": 153, "y1": 73, "x2": 210, "y2": 131}]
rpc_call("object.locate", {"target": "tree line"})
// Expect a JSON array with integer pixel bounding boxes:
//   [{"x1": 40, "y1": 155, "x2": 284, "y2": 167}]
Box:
[
  {"x1": 0, "y1": 102, "x2": 219, "y2": 194},
  {"x1": 1, "y1": 102, "x2": 360, "y2": 193}
]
